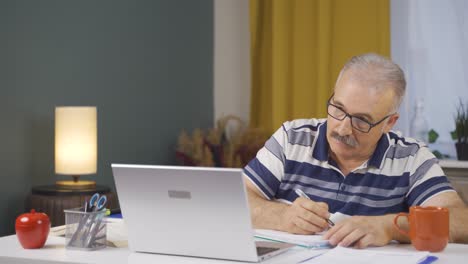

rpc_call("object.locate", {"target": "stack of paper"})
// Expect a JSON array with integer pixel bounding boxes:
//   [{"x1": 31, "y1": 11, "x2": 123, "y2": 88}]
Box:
[
  {"x1": 302, "y1": 246, "x2": 434, "y2": 264},
  {"x1": 254, "y1": 229, "x2": 331, "y2": 249},
  {"x1": 105, "y1": 218, "x2": 128, "y2": 248}
]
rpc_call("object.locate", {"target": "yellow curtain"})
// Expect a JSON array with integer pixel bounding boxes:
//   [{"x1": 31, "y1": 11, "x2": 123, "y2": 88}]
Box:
[{"x1": 250, "y1": 0, "x2": 390, "y2": 133}]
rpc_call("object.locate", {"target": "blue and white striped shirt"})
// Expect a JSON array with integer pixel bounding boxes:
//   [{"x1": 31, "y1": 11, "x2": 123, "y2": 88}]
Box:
[{"x1": 243, "y1": 118, "x2": 454, "y2": 216}]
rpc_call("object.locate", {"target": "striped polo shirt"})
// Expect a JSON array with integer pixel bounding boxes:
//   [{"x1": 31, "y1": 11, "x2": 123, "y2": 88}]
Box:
[{"x1": 243, "y1": 118, "x2": 454, "y2": 216}]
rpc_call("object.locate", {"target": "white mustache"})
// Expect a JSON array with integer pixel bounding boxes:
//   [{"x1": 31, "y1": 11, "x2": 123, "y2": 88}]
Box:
[{"x1": 332, "y1": 132, "x2": 358, "y2": 147}]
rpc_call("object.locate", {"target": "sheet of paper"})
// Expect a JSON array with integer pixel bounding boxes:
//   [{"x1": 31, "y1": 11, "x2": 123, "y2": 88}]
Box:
[
  {"x1": 329, "y1": 212, "x2": 350, "y2": 224},
  {"x1": 254, "y1": 229, "x2": 331, "y2": 248},
  {"x1": 262, "y1": 248, "x2": 328, "y2": 264},
  {"x1": 303, "y1": 246, "x2": 430, "y2": 264},
  {"x1": 105, "y1": 218, "x2": 128, "y2": 248},
  {"x1": 50, "y1": 225, "x2": 67, "y2": 237}
]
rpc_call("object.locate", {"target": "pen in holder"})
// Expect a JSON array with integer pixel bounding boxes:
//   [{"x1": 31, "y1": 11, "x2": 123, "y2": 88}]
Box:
[{"x1": 64, "y1": 207, "x2": 107, "y2": 250}]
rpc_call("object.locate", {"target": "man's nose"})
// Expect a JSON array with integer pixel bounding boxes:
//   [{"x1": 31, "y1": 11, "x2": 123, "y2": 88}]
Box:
[{"x1": 336, "y1": 116, "x2": 353, "y2": 136}]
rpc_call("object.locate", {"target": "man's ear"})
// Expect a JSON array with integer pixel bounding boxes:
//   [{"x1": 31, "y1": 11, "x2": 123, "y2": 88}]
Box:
[{"x1": 383, "y1": 113, "x2": 399, "y2": 133}]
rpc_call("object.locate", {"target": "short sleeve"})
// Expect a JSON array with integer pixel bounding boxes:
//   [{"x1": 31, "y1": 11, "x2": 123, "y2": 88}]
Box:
[
  {"x1": 406, "y1": 147, "x2": 454, "y2": 206},
  {"x1": 243, "y1": 123, "x2": 289, "y2": 199}
]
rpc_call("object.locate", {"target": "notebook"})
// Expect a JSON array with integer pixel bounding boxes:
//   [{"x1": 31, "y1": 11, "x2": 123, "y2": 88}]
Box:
[
  {"x1": 111, "y1": 164, "x2": 294, "y2": 262},
  {"x1": 255, "y1": 229, "x2": 332, "y2": 249}
]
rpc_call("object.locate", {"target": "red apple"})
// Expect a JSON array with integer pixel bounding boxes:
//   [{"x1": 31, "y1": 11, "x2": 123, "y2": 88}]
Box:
[{"x1": 15, "y1": 209, "x2": 50, "y2": 249}]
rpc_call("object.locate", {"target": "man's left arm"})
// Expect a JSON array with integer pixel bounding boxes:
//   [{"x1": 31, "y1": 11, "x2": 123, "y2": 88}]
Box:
[
  {"x1": 323, "y1": 191, "x2": 466, "y2": 248},
  {"x1": 423, "y1": 191, "x2": 468, "y2": 243}
]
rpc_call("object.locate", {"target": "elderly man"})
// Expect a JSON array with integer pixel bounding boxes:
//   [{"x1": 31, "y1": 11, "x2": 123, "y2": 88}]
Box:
[{"x1": 243, "y1": 53, "x2": 466, "y2": 248}]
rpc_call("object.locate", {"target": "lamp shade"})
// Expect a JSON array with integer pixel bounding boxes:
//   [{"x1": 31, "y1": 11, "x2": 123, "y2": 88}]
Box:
[{"x1": 55, "y1": 106, "x2": 97, "y2": 175}]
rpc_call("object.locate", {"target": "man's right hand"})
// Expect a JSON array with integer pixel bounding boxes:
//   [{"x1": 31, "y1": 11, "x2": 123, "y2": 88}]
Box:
[
  {"x1": 244, "y1": 178, "x2": 331, "y2": 234},
  {"x1": 279, "y1": 197, "x2": 331, "y2": 234}
]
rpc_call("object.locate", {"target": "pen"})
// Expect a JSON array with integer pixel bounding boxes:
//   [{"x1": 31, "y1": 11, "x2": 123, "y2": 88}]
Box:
[{"x1": 295, "y1": 189, "x2": 335, "y2": 227}]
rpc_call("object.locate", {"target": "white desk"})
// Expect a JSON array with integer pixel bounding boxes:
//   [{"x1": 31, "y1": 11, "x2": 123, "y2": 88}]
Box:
[{"x1": 0, "y1": 235, "x2": 467, "y2": 264}]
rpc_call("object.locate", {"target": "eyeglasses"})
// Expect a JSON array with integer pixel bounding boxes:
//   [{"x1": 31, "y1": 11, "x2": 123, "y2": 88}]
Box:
[{"x1": 327, "y1": 97, "x2": 394, "y2": 133}]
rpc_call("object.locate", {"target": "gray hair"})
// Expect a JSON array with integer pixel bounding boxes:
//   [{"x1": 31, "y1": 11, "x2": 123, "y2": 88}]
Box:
[{"x1": 336, "y1": 53, "x2": 406, "y2": 112}]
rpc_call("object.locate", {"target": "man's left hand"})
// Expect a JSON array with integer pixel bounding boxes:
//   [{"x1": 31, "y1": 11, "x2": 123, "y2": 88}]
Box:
[{"x1": 322, "y1": 215, "x2": 393, "y2": 248}]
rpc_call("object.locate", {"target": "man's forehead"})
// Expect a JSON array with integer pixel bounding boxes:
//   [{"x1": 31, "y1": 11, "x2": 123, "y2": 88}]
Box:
[
  {"x1": 330, "y1": 95, "x2": 374, "y2": 121},
  {"x1": 333, "y1": 81, "x2": 395, "y2": 120}
]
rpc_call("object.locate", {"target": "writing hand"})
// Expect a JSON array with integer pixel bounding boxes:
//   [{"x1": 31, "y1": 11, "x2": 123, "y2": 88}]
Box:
[{"x1": 279, "y1": 197, "x2": 331, "y2": 234}]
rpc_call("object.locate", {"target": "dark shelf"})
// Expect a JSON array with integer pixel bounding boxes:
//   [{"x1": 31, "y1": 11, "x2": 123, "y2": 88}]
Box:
[{"x1": 32, "y1": 185, "x2": 111, "y2": 196}]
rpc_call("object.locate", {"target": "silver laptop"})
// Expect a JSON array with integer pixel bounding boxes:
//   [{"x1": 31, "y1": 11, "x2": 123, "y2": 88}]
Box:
[{"x1": 111, "y1": 164, "x2": 293, "y2": 262}]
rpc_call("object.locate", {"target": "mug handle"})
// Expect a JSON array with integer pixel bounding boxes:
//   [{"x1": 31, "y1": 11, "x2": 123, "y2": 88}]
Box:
[{"x1": 393, "y1": 212, "x2": 410, "y2": 237}]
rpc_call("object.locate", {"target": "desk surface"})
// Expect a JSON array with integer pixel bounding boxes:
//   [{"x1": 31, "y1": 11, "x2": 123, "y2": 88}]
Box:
[
  {"x1": 0, "y1": 235, "x2": 467, "y2": 264},
  {"x1": 439, "y1": 159, "x2": 468, "y2": 169}
]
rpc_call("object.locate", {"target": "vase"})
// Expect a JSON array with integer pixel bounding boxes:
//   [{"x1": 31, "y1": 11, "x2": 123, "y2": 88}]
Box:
[{"x1": 455, "y1": 142, "x2": 468, "y2": 161}]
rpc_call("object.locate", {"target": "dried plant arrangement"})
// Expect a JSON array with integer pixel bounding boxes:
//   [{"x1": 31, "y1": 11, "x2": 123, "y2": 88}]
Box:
[{"x1": 176, "y1": 115, "x2": 268, "y2": 168}]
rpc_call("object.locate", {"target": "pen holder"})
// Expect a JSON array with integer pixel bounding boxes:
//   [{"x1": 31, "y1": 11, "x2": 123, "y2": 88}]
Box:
[{"x1": 64, "y1": 207, "x2": 107, "y2": 251}]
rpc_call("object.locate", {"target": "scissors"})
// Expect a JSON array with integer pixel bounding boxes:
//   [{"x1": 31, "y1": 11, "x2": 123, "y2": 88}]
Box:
[
  {"x1": 88, "y1": 193, "x2": 107, "y2": 212},
  {"x1": 83, "y1": 193, "x2": 108, "y2": 247},
  {"x1": 69, "y1": 193, "x2": 107, "y2": 248},
  {"x1": 68, "y1": 193, "x2": 107, "y2": 247}
]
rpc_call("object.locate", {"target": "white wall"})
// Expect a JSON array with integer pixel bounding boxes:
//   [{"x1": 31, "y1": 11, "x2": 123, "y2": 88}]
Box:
[
  {"x1": 213, "y1": 0, "x2": 251, "y2": 125},
  {"x1": 213, "y1": 0, "x2": 468, "y2": 158},
  {"x1": 391, "y1": 0, "x2": 468, "y2": 157}
]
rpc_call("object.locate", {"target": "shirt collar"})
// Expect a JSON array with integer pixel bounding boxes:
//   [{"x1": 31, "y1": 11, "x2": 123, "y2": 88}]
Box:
[
  {"x1": 311, "y1": 121, "x2": 330, "y2": 161},
  {"x1": 367, "y1": 133, "x2": 391, "y2": 168},
  {"x1": 312, "y1": 121, "x2": 391, "y2": 169}
]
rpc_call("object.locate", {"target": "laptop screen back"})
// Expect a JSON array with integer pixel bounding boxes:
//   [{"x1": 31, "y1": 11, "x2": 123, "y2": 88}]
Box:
[{"x1": 111, "y1": 164, "x2": 260, "y2": 262}]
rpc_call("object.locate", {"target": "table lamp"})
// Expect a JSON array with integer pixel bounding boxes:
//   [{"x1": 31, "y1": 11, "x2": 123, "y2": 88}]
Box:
[{"x1": 55, "y1": 106, "x2": 97, "y2": 189}]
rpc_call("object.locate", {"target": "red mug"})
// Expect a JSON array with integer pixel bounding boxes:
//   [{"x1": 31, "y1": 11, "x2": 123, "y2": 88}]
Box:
[
  {"x1": 15, "y1": 209, "x2": 50, "y2": 249},
  {"x1": 394, "y1": 206, "x2": 449, "y2": 252}
]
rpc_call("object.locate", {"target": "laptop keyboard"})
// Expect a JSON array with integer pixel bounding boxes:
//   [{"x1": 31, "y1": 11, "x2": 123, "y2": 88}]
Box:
[{"x1": 256, "y1": 246, "x2": 278, "y2": 256}]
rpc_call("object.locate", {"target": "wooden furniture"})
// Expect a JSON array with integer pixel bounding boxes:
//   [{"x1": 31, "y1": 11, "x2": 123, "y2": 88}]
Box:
[
  {"x1": 27, "y1": 185, "x2": 118, "y2": 227},
  {"x1": 440, "y1": 160, "x2": 468, "y2": 204}
]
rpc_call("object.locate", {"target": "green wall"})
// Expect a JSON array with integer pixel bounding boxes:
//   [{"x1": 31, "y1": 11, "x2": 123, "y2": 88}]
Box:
[{"x1": 0, "y1": 0, "x2": 213, "y2": 236}]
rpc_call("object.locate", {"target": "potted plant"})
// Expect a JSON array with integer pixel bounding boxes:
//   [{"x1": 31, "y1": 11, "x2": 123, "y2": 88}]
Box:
[{"x1": 451, "y1": 100, "x2": 468, "y2": 160}]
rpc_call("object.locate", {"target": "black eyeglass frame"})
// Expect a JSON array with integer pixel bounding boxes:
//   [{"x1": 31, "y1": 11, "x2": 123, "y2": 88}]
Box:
[{"x1": 326, "y1": 95, "x2": 395, "y2": 133}]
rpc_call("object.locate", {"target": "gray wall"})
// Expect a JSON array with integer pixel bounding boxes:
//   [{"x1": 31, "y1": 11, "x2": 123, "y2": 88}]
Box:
[{"x1": 0, "y1": 0, "x2": 213, "y2": 236}]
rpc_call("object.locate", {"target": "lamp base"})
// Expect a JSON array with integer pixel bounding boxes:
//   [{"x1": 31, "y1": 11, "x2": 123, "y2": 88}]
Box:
[{"x1": 55, "y1": 180, "x2": 96, "y2": 190}]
